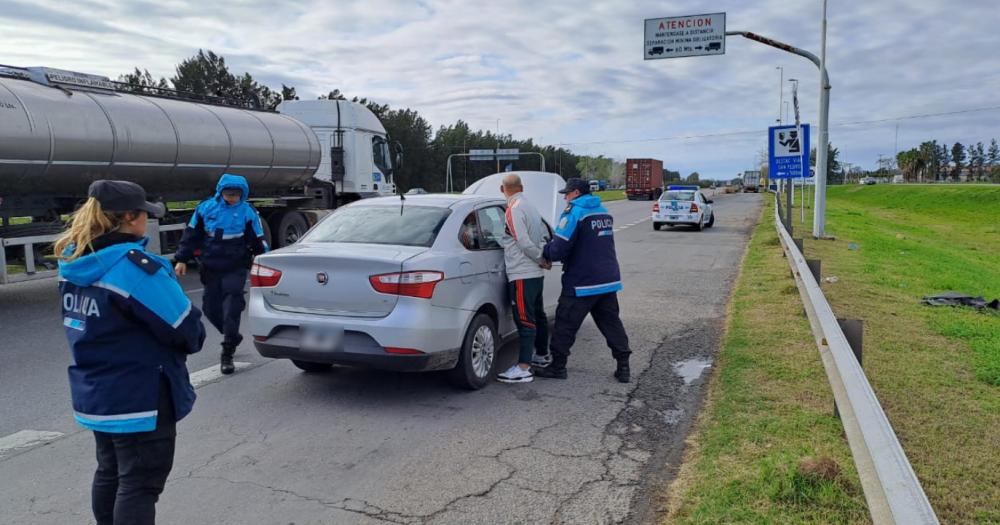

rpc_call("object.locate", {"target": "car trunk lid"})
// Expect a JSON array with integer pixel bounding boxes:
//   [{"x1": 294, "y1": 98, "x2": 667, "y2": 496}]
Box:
[{"x1": 257, "y1": 242, "x2": 427, "y2": 318}]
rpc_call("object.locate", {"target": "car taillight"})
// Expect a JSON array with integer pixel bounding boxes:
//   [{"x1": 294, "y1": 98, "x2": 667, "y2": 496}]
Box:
[
  {"x1": 689, "y1": 203, "x2": 699, "y2": 213},
  {"x1": 369, "y1": 271, "x2": 444, "y2": 299},
  {"x1": 653, "y1": 202, "x2": 660, "y2": 212},
  {"x1": 250, "y1": 263, "x2": 282, "y2": 287}
]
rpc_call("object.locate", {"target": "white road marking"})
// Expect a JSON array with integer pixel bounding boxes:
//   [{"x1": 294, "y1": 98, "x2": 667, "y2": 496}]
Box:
[
  {"x1": 189, "y1": 362, "x2": 253, "y2": 388},
  {"x1": 0, "y1": 430, "x2": 64, "y2": 457}
]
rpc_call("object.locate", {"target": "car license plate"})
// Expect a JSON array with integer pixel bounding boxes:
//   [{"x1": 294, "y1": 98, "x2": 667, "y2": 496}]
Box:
[{"x1": 300, "y1": 325, "x2": 343, "y2": 352}]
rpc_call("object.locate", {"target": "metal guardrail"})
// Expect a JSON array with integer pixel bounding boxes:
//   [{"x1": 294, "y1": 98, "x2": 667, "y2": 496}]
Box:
[
  {"x1": 0, "y1": 221, "x2": 186, "y2": 285},
  {"x1": 773, "y1": 198, "x2": 938, "y2": 524}
]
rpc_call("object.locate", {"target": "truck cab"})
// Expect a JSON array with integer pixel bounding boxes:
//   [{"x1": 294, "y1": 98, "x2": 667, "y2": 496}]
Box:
[{"x1": 276, "y1": 100, "x2": 397, "y2": 199}]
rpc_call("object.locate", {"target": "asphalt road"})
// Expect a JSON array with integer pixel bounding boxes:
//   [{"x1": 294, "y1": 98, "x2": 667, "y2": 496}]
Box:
[{"x1": 0, "y1": 192, "x2": 761, "y2": 524}]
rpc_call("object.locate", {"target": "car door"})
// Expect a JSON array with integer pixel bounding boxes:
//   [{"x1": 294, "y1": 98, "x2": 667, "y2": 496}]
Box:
[
  {"x1": 474, "y1": 205, "x2": 515, "y2": 337},
  {"x1": 698, "y1": 192, "x2": 712, "y2": 223}
]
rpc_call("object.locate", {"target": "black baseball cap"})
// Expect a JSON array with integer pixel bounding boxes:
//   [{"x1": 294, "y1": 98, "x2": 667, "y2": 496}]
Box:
[
  {"x1": 87, "y1": 180, "x2": 166, "y2": 218},
  {"x1": 558, "y1": 177, "x2": 591, "y2": 195}
]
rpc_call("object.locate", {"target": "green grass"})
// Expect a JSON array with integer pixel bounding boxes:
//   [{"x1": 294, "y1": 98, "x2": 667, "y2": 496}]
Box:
[
  {"x1": 791, "y1": 184, "x2": 999, "y2": 523},
  {"x1": 595, "y1": 189, "x2": 625, "y2": 201},
  {"x1": 666, "y1": 198, "x2": 869, "y2": 524}
]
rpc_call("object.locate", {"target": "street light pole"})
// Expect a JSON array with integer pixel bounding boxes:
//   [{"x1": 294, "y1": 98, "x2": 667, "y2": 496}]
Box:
[
  {"x1": 776, "y1": 66, "x2": 784, "y2": 124},
  {"x1": 813, "y1": 0, "x2": 831, "y2": 238},
  {"x1": 726, "y1": 19, "x2": 832, "y2": 238}
]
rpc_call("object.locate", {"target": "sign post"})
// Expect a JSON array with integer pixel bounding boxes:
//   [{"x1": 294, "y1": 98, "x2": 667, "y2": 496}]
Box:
[{"x1": 644, "y1": 13, "x2": 726, "y2": 60}]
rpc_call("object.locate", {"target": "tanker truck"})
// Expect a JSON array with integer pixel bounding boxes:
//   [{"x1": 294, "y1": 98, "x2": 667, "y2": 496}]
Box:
[{"x1": 0, "y1": 65, "x2": 400, "y2": 285}]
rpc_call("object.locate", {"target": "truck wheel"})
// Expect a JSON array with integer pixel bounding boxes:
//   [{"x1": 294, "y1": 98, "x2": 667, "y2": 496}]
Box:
[
  {"x1": 273, "y1": 212, "x2": 309, "y2": 248},
  {"x1": 291, "y1": 359, "x2": 334, "y2": 372},
  {"x1": 448, "y1": 314, "x2": 497, "y2": 390}
]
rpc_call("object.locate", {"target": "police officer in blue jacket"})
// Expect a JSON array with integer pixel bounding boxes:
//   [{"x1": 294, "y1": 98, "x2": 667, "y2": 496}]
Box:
[
  {"x1": 56, "y1": 180, "x2": 206, "y2": 525},
  {"x1": 174, "y1": 174, "x2": 269, "y2": 374},
  {"x1": 534, "y1": 178, "x2": 632, "y2": 383}
]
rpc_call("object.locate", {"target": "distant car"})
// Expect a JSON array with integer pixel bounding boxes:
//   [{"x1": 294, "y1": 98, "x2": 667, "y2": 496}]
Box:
[
  {"x1": 860, "y1": 177, "x2": 876, "y2": 185},
  {"x1": 406, "y1": 188, "x2": 428, "y2": 195},
  {"x1": 652, "y1": 185, "x2": 715, "y2": 231},
  {"x1": 249, "y1": 173, "x2": 565, "y2": 390}
]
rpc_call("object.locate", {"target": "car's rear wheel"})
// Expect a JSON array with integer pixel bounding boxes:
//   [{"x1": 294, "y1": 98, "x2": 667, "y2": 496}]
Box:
[
  {"x1": 291, "y1": 359, "x2": 334, "y2": 372},
  {"x1": 448, "y1": 313, "x2": 497, "y2": 390},
  {"x1": 653, "y1": 222, "x2": 662, "y2": 231}
]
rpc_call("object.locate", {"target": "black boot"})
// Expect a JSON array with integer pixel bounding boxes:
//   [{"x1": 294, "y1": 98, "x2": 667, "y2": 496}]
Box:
[
  {"x1": 533, "y1": 358, "x2": 568, "y2": 379},
  {"x1": 614, "y1": 359, "x2": 630, "y2": 383},
  {"x1": 220, "y1": 344, "x2": 236, "y2": 375}
]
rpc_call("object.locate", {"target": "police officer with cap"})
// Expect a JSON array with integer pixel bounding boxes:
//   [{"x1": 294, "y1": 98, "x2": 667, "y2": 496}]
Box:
[
  {"x1": 534, "y1": 177, "x2": 632, "y2": 383},
  {"x1": 56, "y1": 180, "x2": 206, "y2": 525}
]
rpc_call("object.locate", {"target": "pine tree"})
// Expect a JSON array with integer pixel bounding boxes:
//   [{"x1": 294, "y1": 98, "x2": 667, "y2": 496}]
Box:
[{"x1": 951, "y1": 142, "x2": 966, "y2": 180}]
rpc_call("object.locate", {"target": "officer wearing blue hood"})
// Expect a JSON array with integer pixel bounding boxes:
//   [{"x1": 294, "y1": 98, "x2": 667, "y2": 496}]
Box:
[
  {"x1": 174, "y1": 174, "x2": 269, "y2": 374},
  {"x1": 534, "y1": 178, "x2": 632, "y2": 383},
  {"x1": 56, "y1": 180, "x2": 206, "y2": 525}
]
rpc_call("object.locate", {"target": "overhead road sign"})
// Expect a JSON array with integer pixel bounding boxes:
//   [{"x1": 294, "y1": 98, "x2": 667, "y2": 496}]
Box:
[
  {"x1": 769, "y1": 124, "x2": 811, "y2": 179},
  {"x1": 644, "y1": 13, "x2": 726, "y2": 59},
  {"x1": 469, "y1": 149, "x2": 494, "y2": 161},
  {"x1": 496, "y1": 148, "x2": 520, "y2": 160}
]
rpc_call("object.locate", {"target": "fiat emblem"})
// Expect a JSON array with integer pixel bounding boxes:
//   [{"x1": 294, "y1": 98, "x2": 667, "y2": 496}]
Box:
[{"x1": 316, "y1": 272, "x2": 329, "y2": 285}]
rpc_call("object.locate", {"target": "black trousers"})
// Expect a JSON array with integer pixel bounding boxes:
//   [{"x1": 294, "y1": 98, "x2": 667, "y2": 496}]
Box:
[
  {"x1": 92, "y1": 381, "x2": 176, "y2": 525},
  {"x1": 200, "y1": 267, "x2": 248, "y2": 347},
  {"x1": 549, "y1": 292, "x2": 631, "y2": 366}
]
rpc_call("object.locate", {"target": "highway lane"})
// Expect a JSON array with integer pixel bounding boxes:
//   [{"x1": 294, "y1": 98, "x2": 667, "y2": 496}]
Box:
[{"x1": 0, "y1": 192, "x2": 761, "y2": 524}]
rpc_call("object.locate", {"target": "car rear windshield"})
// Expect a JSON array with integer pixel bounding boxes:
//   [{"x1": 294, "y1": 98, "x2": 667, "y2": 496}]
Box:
[
  {"x1": 662, "y1": 191, "x2": 696, "y2": 201},
  {"x1": 302, "y1": 205, "x2": 451, "y2": 247}
]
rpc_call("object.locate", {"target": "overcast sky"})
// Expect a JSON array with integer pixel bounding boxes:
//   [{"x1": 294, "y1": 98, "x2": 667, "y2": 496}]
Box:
[{"x1": 2, "y1": 0, "x2": 998, "y2": 179}]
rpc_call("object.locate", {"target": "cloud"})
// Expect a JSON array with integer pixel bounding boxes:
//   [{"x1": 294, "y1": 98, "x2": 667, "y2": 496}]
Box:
[{"x1": 2, "y1": 0, "x2": 998, "y2": 177}]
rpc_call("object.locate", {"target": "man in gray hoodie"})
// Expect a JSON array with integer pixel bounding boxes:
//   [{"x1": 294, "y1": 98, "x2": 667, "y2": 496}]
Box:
[{"x1": 497, "y1": 174, "x2": 551, "y2": 383}]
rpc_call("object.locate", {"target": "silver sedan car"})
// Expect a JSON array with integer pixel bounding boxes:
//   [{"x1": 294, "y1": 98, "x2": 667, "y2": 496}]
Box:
[{"x1": 249, "y1": 189, "x2": 560, "y2": 389}]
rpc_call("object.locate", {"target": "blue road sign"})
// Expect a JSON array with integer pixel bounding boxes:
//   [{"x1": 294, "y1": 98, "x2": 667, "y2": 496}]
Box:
[{"x1": 768, "y1": 124, "x2": 810, "y2": 179}]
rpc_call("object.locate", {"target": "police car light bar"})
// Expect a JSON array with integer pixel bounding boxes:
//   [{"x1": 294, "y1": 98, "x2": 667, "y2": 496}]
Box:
[{"x1": 667, "y1": 185, "x2": 700, "y2": 190}]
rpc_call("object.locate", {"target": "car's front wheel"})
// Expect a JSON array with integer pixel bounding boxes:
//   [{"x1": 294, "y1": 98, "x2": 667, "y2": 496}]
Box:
[
  {"x1": 707, "y1": 213, "x2": 715, "y2": 228},
  {"x1": 448, "y1": 313, "x2": 497, "y2": 390}
]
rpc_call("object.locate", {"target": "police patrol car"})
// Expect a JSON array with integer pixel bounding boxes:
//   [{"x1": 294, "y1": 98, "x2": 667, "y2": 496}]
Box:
[{"x1": 652, "y1": 185, "x2": 715, "y2": 231}]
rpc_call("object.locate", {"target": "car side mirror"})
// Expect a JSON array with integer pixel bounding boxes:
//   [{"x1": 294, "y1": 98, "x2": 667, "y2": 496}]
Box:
[{"x1": 706, "y1": 199, "x2": 714, "y2": 203}]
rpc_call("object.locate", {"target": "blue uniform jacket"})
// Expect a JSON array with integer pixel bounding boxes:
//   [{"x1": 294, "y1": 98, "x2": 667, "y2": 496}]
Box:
[
  {"x1": 174, "y1": 174, "x2": 269, "y2": 271},
  {"x1": 543, "y1": 194, "x2": 623, "y2": 297},
  {"x1": 59, "y1": 234, "x2": 206, "y2": 433}
]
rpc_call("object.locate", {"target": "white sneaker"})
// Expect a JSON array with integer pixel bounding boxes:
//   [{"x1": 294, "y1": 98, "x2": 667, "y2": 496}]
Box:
[
  {"x1": 497, "y1": 364, "x2": 534, "y2": 383},
  {"x1": 531, "y1": 353, "x2": 553, "y2": 368}
]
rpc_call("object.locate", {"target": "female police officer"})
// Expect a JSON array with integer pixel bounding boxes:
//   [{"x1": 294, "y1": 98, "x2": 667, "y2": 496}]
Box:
[{"x1": 56, "y1": 180, "x2": 206, "y2": 525}]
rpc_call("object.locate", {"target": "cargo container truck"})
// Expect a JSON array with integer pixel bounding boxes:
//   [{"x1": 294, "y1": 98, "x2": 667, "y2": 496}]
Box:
[{"x1": 625, "y1": 158, "x2": 663, "y2": 200}]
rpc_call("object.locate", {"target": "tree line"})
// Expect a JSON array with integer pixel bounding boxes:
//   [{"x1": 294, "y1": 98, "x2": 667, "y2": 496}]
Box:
[
  {"x1": 118, "y1": 50, "x2": 632, "y2": 193},
  {"x1": 896, "y1": 140, "x2": 1000, "y2": 182}
]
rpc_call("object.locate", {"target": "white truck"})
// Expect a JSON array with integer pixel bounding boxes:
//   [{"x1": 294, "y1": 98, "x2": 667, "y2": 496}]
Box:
[{"x1": 0, "y1": 65, "x2": 400, "y2": 285}]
